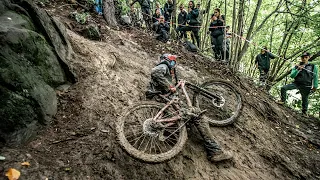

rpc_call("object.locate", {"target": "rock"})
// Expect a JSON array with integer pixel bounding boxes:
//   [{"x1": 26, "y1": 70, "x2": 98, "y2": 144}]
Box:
[
  {"x1": 121, "y1": 15, "x2": 131, "y2": 24},
  {"x1": 0, "y1": 0, "x2": 76, "y2": 145},
  {"x1": 81, "y1": 24, "x2": 101, "y2": 40}
]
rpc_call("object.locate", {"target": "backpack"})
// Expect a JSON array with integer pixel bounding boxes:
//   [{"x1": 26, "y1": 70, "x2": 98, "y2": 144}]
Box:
[{"x1": 184, "y1": 41, "x2": 198, "y2": 52}]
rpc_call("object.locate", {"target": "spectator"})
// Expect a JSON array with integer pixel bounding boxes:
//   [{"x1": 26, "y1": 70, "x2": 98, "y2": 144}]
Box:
[
  {"x1": 164, "y1": 0, "x2": 174, "y2": 22},
  {"x1": 131, "y1": 0, "x2": 152, "y2": 29},
  {"x1": 222, "y1": 25, "x2": 231, "y2": 61},
  {"x1": 196, "y1": 2, "x2": 209, "y2": 26},
  {"x1": 179, "y1": 1, "x2": 200, "y2": 48},
  {"x1": 176, "y1": 4, "x2": 188, "y2": 41},
  {"x1": 277, "y1": 52, "x2": 318, "y2": 117},
  {"x1": 155, "y1": 2, "x2": 164, "y2": 15},
  {"x1": 152, "y1": 8, "x2": 161, "y2": 23},
  {"x1": 155, "y1": 16, "x2": 170, "y2": 43},
  {"x1": 209, "y1": 8, "x2": 225, "y2": 60},
  {"x1": 255, "y1": 46, "x2": 275, "y2": 86}
]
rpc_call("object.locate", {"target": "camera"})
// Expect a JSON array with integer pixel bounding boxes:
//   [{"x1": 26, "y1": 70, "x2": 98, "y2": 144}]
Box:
[{"x1": 299, "y1": 62, "x2": 305, "y2": 65}]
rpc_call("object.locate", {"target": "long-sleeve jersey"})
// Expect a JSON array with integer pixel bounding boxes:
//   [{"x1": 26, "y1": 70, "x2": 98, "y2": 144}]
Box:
[{"x1": 290, "y1": 63, "x2": 318, "y2": 88}]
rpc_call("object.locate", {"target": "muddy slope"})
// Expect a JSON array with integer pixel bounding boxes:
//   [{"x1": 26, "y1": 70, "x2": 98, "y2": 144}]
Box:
[
  {"x1": 1, "y1": 12, "x2": 320, "y2": 180},
  {"x1": 0, "y1": 28, "x2": 319, "y2": 180}
]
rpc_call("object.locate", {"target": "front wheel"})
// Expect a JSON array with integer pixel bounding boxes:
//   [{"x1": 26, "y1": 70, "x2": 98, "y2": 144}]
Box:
[
  {"x1": 116, "y1": 102, "x2": 188, "y2": 163},
  {"x1": 193, "y1": 79, "x2": 242, "y2": 126}
]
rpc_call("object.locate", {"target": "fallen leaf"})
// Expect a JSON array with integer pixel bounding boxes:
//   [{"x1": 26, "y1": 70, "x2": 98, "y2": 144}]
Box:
[
  {"x1": 21, "y1": 162, "x2": 30, "y2": 166},
  {"x1": 5, "y1": 168, "x2": 21, "y2": 180}
]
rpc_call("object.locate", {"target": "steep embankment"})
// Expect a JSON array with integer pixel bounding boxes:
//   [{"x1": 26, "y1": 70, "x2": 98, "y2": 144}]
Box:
[
  {"x1": 1, "y1": 0, "x2": 320, "y2": 176},
  {"x1": 0, "y1": 25, "x2": 319, "y2": 179}
]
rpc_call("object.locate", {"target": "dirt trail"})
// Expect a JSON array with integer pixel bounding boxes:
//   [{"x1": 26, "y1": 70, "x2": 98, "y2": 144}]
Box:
[{"x1": 1, "y1": 9, "x2": 320, "y2": 179}]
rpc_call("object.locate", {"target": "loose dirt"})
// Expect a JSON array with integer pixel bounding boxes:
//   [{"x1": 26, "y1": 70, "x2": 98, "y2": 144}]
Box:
[{"x1": 0, "y1": 2, "x2": 319, "y2": 180}]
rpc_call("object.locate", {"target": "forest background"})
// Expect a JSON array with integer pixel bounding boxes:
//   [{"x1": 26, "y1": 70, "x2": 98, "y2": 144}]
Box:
[{"x1": 91, "y1": 0, "x2": 320, "y2": 117}]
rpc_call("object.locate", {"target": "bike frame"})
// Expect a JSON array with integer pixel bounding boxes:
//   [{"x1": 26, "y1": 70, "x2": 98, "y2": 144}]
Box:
[{"x1": 152, "y1": 80, "x2": 194, "y2": 126}]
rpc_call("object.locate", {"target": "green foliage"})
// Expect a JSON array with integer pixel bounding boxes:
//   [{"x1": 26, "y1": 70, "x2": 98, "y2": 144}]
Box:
[{"x1": 70, "y1": 11, "x2": 91, "y2": 24}]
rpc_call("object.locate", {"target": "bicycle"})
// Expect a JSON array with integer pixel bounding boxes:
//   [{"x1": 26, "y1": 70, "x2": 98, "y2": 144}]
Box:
[{"x1": 116, "y1": 79, "x2": 242, "y2": 162}]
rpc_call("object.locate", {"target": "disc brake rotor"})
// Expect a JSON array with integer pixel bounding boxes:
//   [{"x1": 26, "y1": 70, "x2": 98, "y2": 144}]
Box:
[{"x1": 212, "y1": 95, "x2": 225, "y2": 108}]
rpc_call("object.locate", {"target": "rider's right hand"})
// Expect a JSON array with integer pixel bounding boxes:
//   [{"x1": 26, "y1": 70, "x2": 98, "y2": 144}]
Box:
[{"x1": 169, "y1": 85, "x2": 176, "y2": 93}]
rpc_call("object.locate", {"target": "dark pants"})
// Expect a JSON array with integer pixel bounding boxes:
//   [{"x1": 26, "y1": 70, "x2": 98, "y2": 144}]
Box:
[
  {"x1": 211, "y1": 34, "x2": 224, "y2": 60},
  {"x1": 194, "y1": 116, "x2": 221, "y2": 157},
  {"x1": 259, "y1": 68, "x2": 269, "y2": 85},
  {"x1": 181, "y1": 108, "x2": 221, "y2": 157},
  {"x1": 156, "y1": 29, "x2": 169, "y2": 42},
  {"x1": 176, "y1": 26, "x2": 187, "y2": 40},
  {"x1": 179, "y1": 26, "x2": 200, "y2": 48},
  {"x1": 281, "y1": 83, "x2": 311, "y2": 113}
]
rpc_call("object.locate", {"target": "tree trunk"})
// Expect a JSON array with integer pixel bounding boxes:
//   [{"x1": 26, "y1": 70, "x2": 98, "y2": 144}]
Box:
[
  {"x1": 201, "y1": 0, "x2": 211, "y2": 51},
  {"x1": 103, "y1": 0, "x2": 118, "y2": 28},
  {"x1": 237, "y1": 0, "x2": 262, "y2": 62}
]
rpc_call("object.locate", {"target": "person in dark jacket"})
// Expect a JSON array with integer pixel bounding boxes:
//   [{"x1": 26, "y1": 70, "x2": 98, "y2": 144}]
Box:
[
  {"x1": 255, "y1": 46, "x2": 276, "y2": 86},
  {"x1": 179, "y1": 1, "x2": 200, "y2": 48},
  {"x1": 155, "y1": 16, "x2": 170, "y2": 43},
  {"x1": 155, "y1": 2, "x2": 164, "y2": 15},
  {"x1": 277, "y1": 52, "x2": 318, "y2": 117},
  {"x1": 209, "y1": 8, "x2": 225, "y2": 60},
  {"x1": 131, "y1": 0, "x2": 151, "y2": 29},
  {"x1": 152, "y1": 8, "x2": 161, "y2": 23},
  {"x1": 164, "y1": 0, "x2": 174, "y2": 22},
  {"x1": 176, "y1": 4, "x2": 188, "y2": 40},
  {"x1": 146, "y1": 54, "x2": 233, "y2": 162}
]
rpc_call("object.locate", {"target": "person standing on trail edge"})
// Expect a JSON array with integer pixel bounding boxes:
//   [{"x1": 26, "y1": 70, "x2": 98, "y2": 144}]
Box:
[
  {"x1": 146, "y1": 54, "x2": 233, "y2": 162},
  {"x1": 164, "y1": 0, "x2": 174, "y2": 22},
  {"x1": 176, "y1": 4, "x2": 188, "y2": 41},
  {"x1": 131, "y1": 0, "x2": 151, "y2": 29},
  {"x1": 277, "y1": 52, "x2": 318, "y2": 117},
  {"x1": 179, "y1": 1, "x2": 200, "y2": 48},
  {"x1": 209, "y1": 8, "x2": 225, "y2": 61},
  {"x1": 255, "y1": 47, "x2": 276, "y2": 86}
]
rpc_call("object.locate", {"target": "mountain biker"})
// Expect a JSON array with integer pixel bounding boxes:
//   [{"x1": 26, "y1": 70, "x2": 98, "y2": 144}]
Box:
[{"x1": 146, "y1": 54, "x2": 233, "y2": 162}]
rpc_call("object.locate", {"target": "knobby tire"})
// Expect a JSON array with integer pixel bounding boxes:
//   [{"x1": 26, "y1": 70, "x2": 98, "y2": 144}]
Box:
[
  {"x1": 116, "y1": 101, "x2": 188, "y2": 163},
  {"x1": 193, "y1": 79, "x2": 242, "y2": 126}
]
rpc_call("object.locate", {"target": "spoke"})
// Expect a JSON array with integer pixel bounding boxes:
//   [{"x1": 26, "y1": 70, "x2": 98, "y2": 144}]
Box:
[
  {"x1": 133, "y1": 110, "x2": 144, "y2": 126},
  {"x1": 167, "y1": 132, "x2": 178, "y2": 140},
  {"x1": 163, "y1": 139, "x2": 173, "y2": 151},
  {"x1": 154, "y1": 139, "x2": 163, "y2": 154},
  {"x1": 138, "y1": 134, "x2": 147, "y2": 150},
  {"x1": 130, "y1": 133, "x2": 145, "y2": 145},
  {"x1": 149, "y1": 137, "x2": 154, "y2": 154},
  {"x1": 126, "y1": 131, "x2": 143, "y2": 139},
  {"x1": 144, "y1": 136, "x2": 151, "y2": 153},
  {"x1": 165, "y1": 137, "x2": 176, "y2": 146},
  {"x1": 126, "y1": 128, "x2": 143, "y2": 136}
]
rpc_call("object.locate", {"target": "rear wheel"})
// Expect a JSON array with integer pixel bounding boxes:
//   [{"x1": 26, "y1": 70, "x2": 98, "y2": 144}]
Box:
[
  {"x1": 116, "y1": 102, "x2": 188, "y2": 163},
  {"x1": 193, "y1": 79, "x2": 242, "y2": 126}
]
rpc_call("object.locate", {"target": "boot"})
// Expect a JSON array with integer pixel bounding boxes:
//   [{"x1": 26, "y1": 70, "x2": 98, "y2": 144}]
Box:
[{"x1": 209, "y1": 150, "x2": 233, "y2": 162}]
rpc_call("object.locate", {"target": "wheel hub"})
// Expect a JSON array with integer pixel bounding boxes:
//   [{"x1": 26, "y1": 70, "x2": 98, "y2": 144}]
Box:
[
  {"x1": 143, "y1": 118, "x2": 162, "y2": 137},
  {"x1": 212, "y1": 95, "x2": 225, "y2": 107}
]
